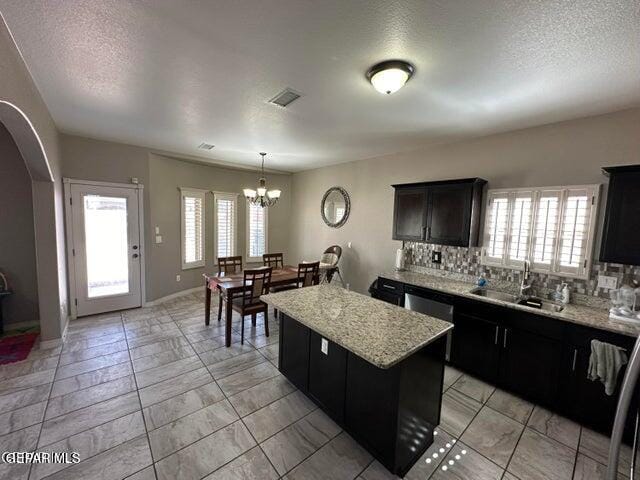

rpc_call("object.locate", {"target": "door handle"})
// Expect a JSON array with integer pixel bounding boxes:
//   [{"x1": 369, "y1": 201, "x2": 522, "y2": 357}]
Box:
[
  {"x1": 494, "y1": 325, "x2": 499, "y2": 345},
  {"x1": 503, "y1": 328, "x2": 508, "y2": 349},
  {"x1": 132, "y1": 253, "x2": 139, "y2": 259},
  {"x1": 572, "y1": 348, "x2": 578, "y2": 371}
]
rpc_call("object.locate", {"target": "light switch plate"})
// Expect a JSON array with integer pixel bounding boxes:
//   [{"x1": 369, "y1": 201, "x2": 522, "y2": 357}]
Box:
[
  {"x1": 155, "y1": 226, "x2": 160, "y2": 234},
  {"x1": 598, "y1": 275, "x2": 618, "y2": 290},
  {"x1": 155, "y1": 235, "x2": 163, "y2": 244},
  {"x1": 321, "y1": 338, "x2": 328, "y2": 355},
  {"x1": 432, "y1": 251, "x2": 442, "y2": 264}
]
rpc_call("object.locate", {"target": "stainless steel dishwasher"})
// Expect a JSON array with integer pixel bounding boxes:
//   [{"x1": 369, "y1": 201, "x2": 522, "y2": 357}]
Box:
[{"x1": 404, "y1": 286, "x2": 454, "y2": 361}]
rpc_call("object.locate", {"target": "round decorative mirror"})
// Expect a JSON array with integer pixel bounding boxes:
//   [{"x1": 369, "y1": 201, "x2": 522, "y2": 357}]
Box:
[{"x1": 321, "y1": 186, "x2": 350, "y2": 228}]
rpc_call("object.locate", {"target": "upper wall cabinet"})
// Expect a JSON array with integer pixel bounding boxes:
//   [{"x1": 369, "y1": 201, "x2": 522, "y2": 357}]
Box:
[
  {"x1": 600, "y1": 165, "x2": 640, "y2": 265},
  {"x1": 392, "y1": 178, "x2": 486, "y2": 246}
]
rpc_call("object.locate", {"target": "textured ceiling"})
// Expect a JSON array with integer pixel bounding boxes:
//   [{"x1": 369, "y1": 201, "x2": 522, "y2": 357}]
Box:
[{"x1": 1, "y1": 0, "x2": 639, "y2": 172}]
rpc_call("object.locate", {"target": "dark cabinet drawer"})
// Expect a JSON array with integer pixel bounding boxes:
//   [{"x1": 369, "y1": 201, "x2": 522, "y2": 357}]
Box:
[
  {"x1": 279, "y1": 315, "x2": 310, "y2": 392},
  {"x1": 308, "y1": 332, "x2": 347, "y2": 423},
  {"x1": 378, "y1": 278, "x2": 404, "y2": 296}
]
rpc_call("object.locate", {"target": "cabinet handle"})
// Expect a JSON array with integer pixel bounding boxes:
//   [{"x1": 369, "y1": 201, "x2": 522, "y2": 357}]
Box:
[
  {"x1": 494, "y1": 326, "x2": 499, "y2": 345},
  {"x1": 572, "y1": 348, "x2": 578, "y2": 371},
  {"x1": 503, "y1": 328, "x2": 508, "y2": 349},
  {"x1": 382, "y1": 284, "x2": 395, "y2": 290}
]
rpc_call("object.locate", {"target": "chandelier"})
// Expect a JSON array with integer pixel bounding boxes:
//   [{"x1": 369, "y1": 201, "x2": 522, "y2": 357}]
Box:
[{"x1": 243, "y1": 152, "x2": 281, "y2": 207}]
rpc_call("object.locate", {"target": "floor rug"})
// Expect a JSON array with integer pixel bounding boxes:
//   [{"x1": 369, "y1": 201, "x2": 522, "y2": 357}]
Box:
[{"x1": 0, "y1": 332, "x2": 39, "y2": 365}]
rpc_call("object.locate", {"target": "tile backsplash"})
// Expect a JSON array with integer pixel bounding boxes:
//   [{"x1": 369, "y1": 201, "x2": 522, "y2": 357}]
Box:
[{"x1": 404, "y1": 242, "x2": 640, "y2": 307}]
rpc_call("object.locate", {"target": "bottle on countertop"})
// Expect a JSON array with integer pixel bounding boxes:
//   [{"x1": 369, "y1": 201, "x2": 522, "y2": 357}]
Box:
[
  {"x1": 552, "y1": 284, "x2": 563, "y2": 302},
  {"x1": 477, "y1": 273, "x2": 488, "y2": 288},
  {"x1": 561, "y1": 283, "x2": 571, "y2": 305}
]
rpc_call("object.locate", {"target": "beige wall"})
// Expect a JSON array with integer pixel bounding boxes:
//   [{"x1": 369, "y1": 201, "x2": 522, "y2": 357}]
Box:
[
  {"x1": 0, "y1": 124, "x2": 39, "y2": 324},
  {"x1": 0, "y1": 15, "x2": 66, "y2": 341},
  {"x1": 60, "y1": 135, "x2": 291, "y2": 303},
  {"x1": 149, "y1": 154, "x2": 291, "y2": 299},
  {"x1": 289, "y1": 108, "x2": 640, "y2": 294}
]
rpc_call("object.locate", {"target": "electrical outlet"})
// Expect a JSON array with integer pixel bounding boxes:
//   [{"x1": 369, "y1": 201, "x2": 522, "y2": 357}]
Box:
[
  {"x1": 597, "y1": 275, "x2": 618, "y2": 290},
  {"x1": 155, "y1": 235, "x2": 163, "y2": 244},
  {"x1": 320, "y1": 338, "x2": 328, "y2": 355},
  {"x1": 176, "y1": 275, "x2": 181, "y2": 282},
  {"x1": 432, "y1": 251, "x2": 442, "y2": 264}
]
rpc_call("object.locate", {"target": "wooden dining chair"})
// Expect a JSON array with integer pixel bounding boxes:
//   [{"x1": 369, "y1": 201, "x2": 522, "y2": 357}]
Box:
[
  {"x1": 231, "y1": 267, "x2": 272, "y2": 344},
  {"x1": 297, "y1": 261, "x2": 321, "y2": 287},
  {"x1": 217, "y1": 256, "x2": 243, "y2": 322},
  {"x1": 262, "y1": 253, "x2": 284, "y2": 269}
]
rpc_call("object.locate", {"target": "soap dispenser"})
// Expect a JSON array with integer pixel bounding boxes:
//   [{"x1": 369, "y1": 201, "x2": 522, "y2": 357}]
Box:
[{"x1": 561, "y1": 283, "x2": 570, "y2": 305}]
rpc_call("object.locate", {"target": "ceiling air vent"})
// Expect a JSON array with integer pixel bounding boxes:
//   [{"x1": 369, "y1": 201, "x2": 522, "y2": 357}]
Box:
[
  {"x1": 197, "y1": 142, "x2": 215, "y2": 150},
  {"x1": 269, "y1": 88, "x2": 302, "y2": 108}
]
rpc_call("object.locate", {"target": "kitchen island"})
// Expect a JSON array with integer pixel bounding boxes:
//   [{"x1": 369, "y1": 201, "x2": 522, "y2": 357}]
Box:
[{"x1": 261, "y1": 285, "x2": 453, "y2": 477}]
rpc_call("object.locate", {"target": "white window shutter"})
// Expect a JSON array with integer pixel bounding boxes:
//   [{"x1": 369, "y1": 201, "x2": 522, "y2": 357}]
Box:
[
  {"x1": 181, "y1": 189, "x2": 206, "y2": 269},
  {"x1": 214, "y1": 193, "x2": 237, "y2": 259},
  {"x1": 531, "y1": 190, "x2": 561, "y2": 269},
  {"x1": 506, "y1": 192, "x2": 533, "y2": 266},
  {"x1": 482, "y1": 193, "x2": 510, "y2": 265},
  {"x1": 556, "y1": 188, "x2": 595, "y2": 276},
  {"x1": 247, "y1": 203, "x2": 268, "y2": 259},
  {"x1": 482, "y1": 184, "x2": 599, "y2": 279}
]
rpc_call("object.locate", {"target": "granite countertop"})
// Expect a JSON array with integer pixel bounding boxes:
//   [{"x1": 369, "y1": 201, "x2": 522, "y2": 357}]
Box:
[
  {"x1": 261, "y1": 285, "x2": 452, "y2": 369},
  {"x1": 380, "y1": 270, "x2": 640, "y2": 337}
]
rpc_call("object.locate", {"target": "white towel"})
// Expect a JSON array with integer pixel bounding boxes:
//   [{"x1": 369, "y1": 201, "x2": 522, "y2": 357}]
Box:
[{"x1": 588, "y1": 339, "x2": 628, "y2": 396}]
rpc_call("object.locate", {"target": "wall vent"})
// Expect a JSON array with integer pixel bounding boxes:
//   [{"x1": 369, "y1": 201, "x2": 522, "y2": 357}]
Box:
[
  {"x1": 269, "y1": 88, "x2": 302, "y2": 108},
  {"x1": 197, "y1": 142, "x2": 215, "y2": 150}
]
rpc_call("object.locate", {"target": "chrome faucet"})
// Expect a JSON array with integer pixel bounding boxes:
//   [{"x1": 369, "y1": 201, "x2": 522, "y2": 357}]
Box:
[{"x1": 519, "y1": 260, "x2": 533, "y2": 297}]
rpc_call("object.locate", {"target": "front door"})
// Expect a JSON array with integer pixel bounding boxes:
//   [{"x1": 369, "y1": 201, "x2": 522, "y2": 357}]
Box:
[{"x1": 67, "y1": 182, "x2": 143, "y2": 316}]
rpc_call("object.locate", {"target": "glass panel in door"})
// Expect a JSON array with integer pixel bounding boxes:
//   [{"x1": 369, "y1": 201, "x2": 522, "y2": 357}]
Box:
[{"x1": 83, "y1": 195, "x2": 129, "y2": 298}]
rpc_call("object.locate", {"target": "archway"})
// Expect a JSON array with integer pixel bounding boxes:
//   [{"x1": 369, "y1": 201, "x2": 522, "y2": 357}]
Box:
[{"x1": 0, "y1": 101, "x2": 61, "y2": 343}]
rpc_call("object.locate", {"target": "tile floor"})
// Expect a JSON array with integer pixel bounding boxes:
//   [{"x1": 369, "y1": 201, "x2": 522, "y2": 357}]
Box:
[{"x1": 0, "y1": 292, "x2": 633, "y2": 479}]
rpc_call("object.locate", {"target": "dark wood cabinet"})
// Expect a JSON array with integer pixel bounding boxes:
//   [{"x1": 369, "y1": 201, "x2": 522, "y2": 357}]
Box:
[
  {"x1": 392, "y1": 178, "x2": 486, "y2": 246},
  {"x1": 278, "y1": 313, "x2": 447, "y2": 476},
  {"x1": 450, "y1": 311, "x2": 500, "y2": 382},
  {"x1": 392, "y1": 186, "x2": 427, "y2": 241},
  {"x1": 498, "y1": 326, "x2": 563, "y2": 405},
  {"x1": 558, "y1": 326, "x2": 636, "y2": 441},
  {"x1": 278, "y1": 314, "x2": 310, "y2": 391},
  {"x1": 600, "y1": 165, "x2": 640, "y2": 265},
  {"x1": 426, "y1": 182, "x2": 474, "y2": 246},
  {"x1": 308, "y1": 331, "x2": 347, "y2": 423},
  {"x1": 438, "y1": 288, "x2": 637, "y2": 439}
]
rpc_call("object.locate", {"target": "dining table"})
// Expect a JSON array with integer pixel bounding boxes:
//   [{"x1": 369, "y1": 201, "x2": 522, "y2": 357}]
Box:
[{"x1": 203, "y1": 265, "x2": 300, "y2": 347}]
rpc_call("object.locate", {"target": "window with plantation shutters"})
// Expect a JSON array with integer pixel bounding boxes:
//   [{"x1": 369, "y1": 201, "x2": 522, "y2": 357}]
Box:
[
  {"x1": 507, "y1": 193, "x2": 533, "y2": 265},
  {"x1": 181, "y1": 188, "x2": 206, "y2": 269},
  {"x1": 214, "y1": 192, "x2": 237, "y2": 259},
  {"x1": 483, "y1": 194, "x2": 509, "y2": 264},
  {"x1": 246, "y1": 202, "x2": 268, "y2": 260},
  {"x1": 482, "y1": 184, "x2": 599, "y2": 279},
  {"x1": 531, "y1": 190, "x2": 561, "y2": 268},
  {"x1": 557, "y1": 188, "x2": 594, "y2": 276}
]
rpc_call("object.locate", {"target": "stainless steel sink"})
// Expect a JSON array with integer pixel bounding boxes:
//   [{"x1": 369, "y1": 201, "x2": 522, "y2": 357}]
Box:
[
  {"x1": 469, "y1": 288, "x2": 519, "y2": 303},
  {"x1": 470, "y1": 288, "x2": 565, "y2": 313}
]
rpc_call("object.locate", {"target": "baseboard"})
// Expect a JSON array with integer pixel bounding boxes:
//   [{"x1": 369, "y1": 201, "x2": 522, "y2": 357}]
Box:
[
  {"x1": 2, "y1": 320, "x2": 39, "y2": 331},
  {"x1": 38, "y1": 318, "x2": 69, "y2": 349},
  {"x1": 144, "y1": 286, "x2": 202, "y2": 307}
]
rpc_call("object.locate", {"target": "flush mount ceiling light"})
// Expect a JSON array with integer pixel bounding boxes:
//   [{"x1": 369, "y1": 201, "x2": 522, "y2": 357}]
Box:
[
  {"x1": 243, "y1": 152, "x2": 281, "y2": 208},
  {"x1": 366, "y1": 60, "x2": 415, "y2": 95}
]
